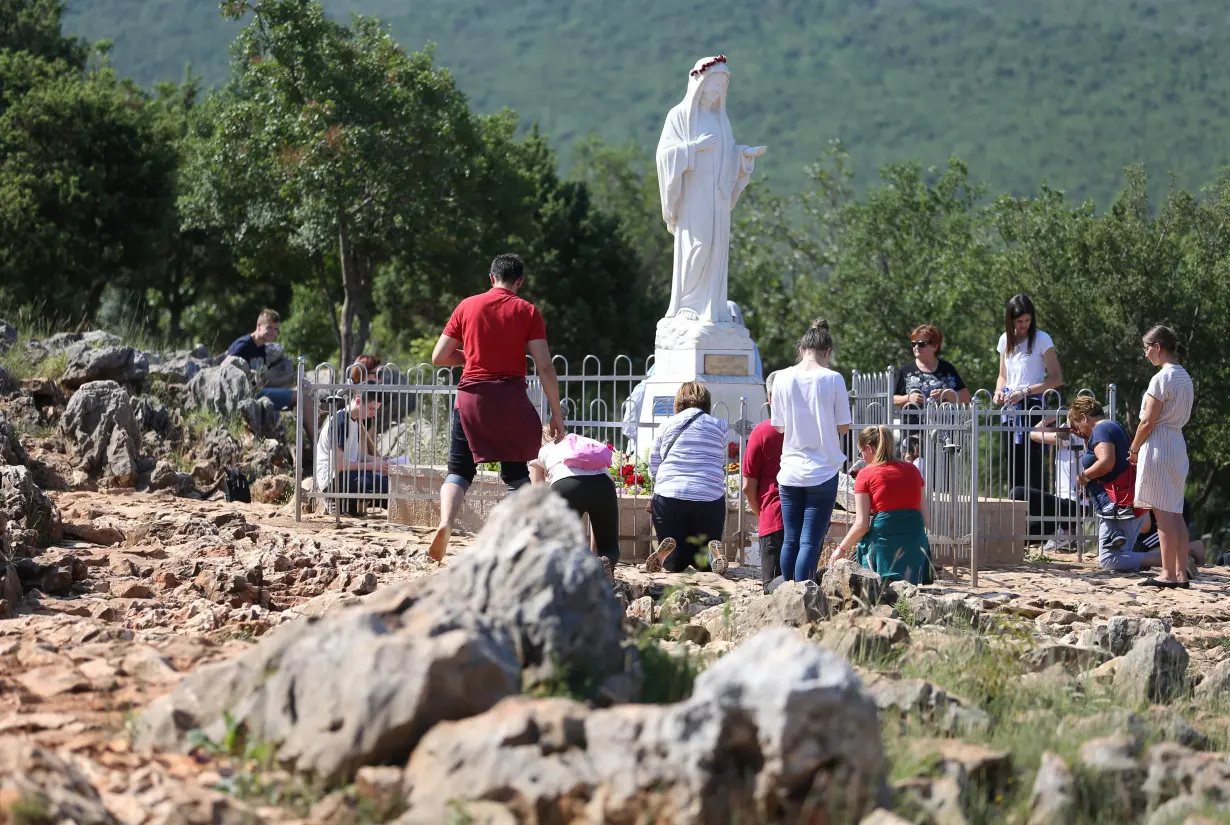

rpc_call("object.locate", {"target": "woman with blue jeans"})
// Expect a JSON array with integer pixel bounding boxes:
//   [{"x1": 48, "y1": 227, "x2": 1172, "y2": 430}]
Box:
[{"x1": 771, "y1": 319, "x2": 851, "y2": 581}]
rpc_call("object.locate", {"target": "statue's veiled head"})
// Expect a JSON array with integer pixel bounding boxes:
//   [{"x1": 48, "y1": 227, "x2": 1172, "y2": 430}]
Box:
[
  {"x1": 699, "y1": 71, "x2": 728, "y2": 109},
  {"x1": 688, "y1": 55, "x2": 729, "y2": 110}
]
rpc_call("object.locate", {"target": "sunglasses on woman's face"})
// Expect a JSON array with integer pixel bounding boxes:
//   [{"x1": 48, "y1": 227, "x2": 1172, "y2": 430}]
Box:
[{"x1": 911, "y1": 341, "x2": 931, "y2": 349}]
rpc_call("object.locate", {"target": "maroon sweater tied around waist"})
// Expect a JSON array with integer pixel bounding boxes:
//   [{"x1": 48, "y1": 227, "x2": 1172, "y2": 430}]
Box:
[{"x1": 455, "y1": 378, "x2": 541, "y2": 463}]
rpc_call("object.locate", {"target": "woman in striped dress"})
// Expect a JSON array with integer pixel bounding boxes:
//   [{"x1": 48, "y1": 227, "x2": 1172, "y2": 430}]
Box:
[{"x1": 1129, "y1": 325, "x2": 1195, "y2": 588}]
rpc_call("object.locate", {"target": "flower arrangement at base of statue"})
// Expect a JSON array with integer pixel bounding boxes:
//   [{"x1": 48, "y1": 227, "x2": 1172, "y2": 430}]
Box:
[{"x1": 608, "y1": 447, "x2": 653, "y2": 497}]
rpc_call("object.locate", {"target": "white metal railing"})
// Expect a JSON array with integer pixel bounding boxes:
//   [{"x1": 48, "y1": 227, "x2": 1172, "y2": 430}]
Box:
[
  {"x1": 847, "y1": 368, "x2": 1120, "y2": 586},
  {"x1": 293, "y1": 358, "x2": 1120, "y2": 585}
]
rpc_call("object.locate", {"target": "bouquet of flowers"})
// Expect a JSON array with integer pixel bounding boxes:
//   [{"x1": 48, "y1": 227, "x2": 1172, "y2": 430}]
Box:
[{"x1": 608, "y1": 445, "x2": 653, "y2": 496}]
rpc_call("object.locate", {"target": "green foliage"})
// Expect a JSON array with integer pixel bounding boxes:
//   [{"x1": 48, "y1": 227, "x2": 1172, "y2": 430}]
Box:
[
  {"x1": 64, "y1": 0, "x2": 1230, "y2": 208},
  {"x1": 279, "y1": 280, "x2": 338, "y2": 366},
  {"x1": 2, "y1": 0, "x2": 87, "y2": 67},
  {"x1": 524, "y1": 655, "x2": 605, "y2": 702},
  {"x1": 634, "y1": 633, "x2": 699, "y2": 706},
  {"x1": 630, "y1": 585, "x2": 704, "y2": 705},
  {"x1": 0, "y1": 44, "x2": 177, "y2": 324},
  {"x1": 881, "y1": 620, "x2": 1230, "y2": 825},
  {"x1": 7, "y1": 792, "x2": 51, "y2": 825}
]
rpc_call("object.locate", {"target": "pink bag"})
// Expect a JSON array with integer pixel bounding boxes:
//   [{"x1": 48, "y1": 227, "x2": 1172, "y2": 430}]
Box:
[{"x1": 557, "y1": 433, "x2": 614, "y2": 471}]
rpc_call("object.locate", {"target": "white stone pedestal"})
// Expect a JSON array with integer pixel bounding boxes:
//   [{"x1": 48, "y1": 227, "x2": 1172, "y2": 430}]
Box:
[{"x1": 636, "y1": 314, "x2": 767, "y2": 453}]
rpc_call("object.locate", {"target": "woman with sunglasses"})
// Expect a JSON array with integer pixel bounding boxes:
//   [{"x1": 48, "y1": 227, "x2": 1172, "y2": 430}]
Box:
[{"x1": 892, "y1": 325, "x2": 971, "y2": 408}]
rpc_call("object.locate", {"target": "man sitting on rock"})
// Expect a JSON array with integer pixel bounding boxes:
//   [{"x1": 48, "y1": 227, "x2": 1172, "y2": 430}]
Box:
[
  {"x1": 314, "y1": 385, "x2": 388, "y2": 515},
  {"x1": 225, "y1": 309, "x2": 295, "y2": 411},
  {"x1": 429, "y1": 253, "x2": 566, "y2": 562}
]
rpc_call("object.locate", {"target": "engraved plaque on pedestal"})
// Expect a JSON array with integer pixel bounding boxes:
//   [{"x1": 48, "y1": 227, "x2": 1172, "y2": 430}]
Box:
[{"x1": 704, "y1": 354, "x2": 749, "y2": 376}]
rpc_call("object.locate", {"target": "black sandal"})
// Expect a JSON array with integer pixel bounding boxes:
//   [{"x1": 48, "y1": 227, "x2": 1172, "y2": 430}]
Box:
[{"x1": 1140, "y1": 577, "x2": 1183, "y2": 588}]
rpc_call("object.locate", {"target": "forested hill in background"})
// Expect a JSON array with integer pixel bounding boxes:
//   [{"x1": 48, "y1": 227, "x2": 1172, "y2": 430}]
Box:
[{"x1": 63, "y1": 0, "x2": 1230, "y2": 205}]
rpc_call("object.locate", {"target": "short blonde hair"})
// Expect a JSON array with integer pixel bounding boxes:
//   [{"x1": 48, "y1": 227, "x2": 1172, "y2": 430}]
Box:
[
  {"x1": 674, "y1": 381, "x2": 711, "y2": 415},
  {"x1": 857, "y1": 425, "x2": 896, "y2": 465},
  {"x1": 257, "y1": 308, "x2": 281, "y2": 326},
  {"x1": 1067, "y1": 396, "x2": 1104, "y2": 423}
]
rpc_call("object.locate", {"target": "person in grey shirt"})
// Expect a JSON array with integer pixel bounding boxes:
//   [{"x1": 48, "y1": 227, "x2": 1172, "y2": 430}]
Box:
[{"x1": 644, "y1": 381, "x2": 730, "y2": 576}]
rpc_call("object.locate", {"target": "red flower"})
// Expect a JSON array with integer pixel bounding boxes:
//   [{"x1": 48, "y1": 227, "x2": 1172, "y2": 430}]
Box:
[
  {"x1": 634, "y1": 474, "x2": 645, "y2": 485},
  {"x1": 621, "y1": 464, "x2": 634, "y2": 478},
  {"x1": 727, "y1": 441, "x2": 739, "y2": 459},
  {"x1": 605, "y1": 443, "x2": 614, "y2": 450}
]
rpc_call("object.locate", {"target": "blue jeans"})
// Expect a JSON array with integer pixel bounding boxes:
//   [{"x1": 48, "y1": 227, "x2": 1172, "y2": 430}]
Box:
[
  {"x1": 779, "y1": 475, "x2": 840, "y2": 581},
  {"x1": 258, "y1": 387, "x2": 294, "y2": 411}
]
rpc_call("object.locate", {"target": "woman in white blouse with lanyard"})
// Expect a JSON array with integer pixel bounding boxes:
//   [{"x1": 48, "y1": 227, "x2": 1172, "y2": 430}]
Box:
[{"x1": 993, "y1": 294, "x2": 1064, "y2": 490}]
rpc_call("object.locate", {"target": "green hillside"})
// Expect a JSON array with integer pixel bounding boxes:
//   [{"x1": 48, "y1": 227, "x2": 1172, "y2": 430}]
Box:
[{"x1": 63, "y1": 0, "x2": 1230, "y2": 203}]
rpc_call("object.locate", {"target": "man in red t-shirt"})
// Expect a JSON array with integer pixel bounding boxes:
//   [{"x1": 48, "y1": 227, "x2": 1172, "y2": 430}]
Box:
[
  {"x1": 741, "y1": 371, "x2": 784, "y2": 590},
  {"x1": 429, "y1": 253, "x2": 565, "y2": 561}
]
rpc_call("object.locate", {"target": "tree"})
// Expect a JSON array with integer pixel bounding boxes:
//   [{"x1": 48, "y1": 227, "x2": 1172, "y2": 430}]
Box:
[
  {"x1": 182, "y1": 0, "x2": 488, "y2": 367},
  {"x1": 570, "y1": 135, "x2": 671, "y2": 315},
  {"x1": 0, "y1": 49, "x2": 175, "y2": 324},
  {"x1": 818, "y1": 156, "x2": 1000, "y2": 383},
  {"x1": 729, "y1": 142, "x2": 855, "y2": 370},
  {"x1": 0, "y1": 0, "x2": 87, "y2": 67},
  {"x1": 127, "y1": 71, "x2": 245, "y2": 344}
]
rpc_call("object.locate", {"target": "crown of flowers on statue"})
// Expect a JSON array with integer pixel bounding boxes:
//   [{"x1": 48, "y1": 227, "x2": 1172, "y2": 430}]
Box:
[{"x1": 690, "y1": 55, "x2": 727, "y2": 78}]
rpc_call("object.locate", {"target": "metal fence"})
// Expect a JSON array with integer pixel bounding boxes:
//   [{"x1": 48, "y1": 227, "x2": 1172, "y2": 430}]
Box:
[
  {"x1": 847, "y1": 368, "x2": 1120, "y2": 586},
  {"x1": 294, "y1": 357, "x2": 1119, "y2": 585}
]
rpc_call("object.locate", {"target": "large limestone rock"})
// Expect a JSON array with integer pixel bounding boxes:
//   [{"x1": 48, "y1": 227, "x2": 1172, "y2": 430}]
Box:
[
  {"x1": 187, "y1": 357, "x2": 253, "y2": 417},
  {"x1": 0, "y1": 736, "x2": 116, "y2": 824},
  {"x1": 61, "y1": 343, "x2": 149, "y2": 390},
  {"x1": 822, "y1": 559, "x2": 884, "y2": 611},
  {"x1": 1027, "y1": 751, "x2": 1077, "y2": 825},
  {"x1": 135, "y1": 486, "x2": 631, "y2": 785},
  {"x1": 1195, "y1": 660, "x2": 1230, "y2": 703},
  {"x1": 0, "y1": 319, "x2": 15, "y2": 352},
  {"x1": 399, "y1": 628, "x2": 888, "y2": 825},
  {"x1": 195, "y1": 427, "x2": 242, "y2": 470},
  {"x1": 1114, "y1": 633, "x2": 1190, "y2": 703},
  {"x1": 262, "y1": 342, "x2": 296, "y2": 388},
  {"x1": 147, "y1": 345, "x2": 212, "y2": 385},
  {"x1": 821, "y1": 614, "x2": 910, "y2": 661},
  {"x1": 860, "y1": 672, "x2": 989, "y2": 735},
  {"x1": 237, "y1": 396, "x2": 284, "y2": 440},
  {"x1": 59, "y1": 380, "x2": 141, "y2": 487},
  {"x1": 0, "y1": 464, "x2": 59, "y2": 551},
  {"x1": 695, "y1": 579, "x2": 828, "y2": 643},
  {"x1": 0, "y1": 412, "x2": 26, "y2": 465},
  {"x1": 1107, "y1": 616, "x2": 1172, "y2": 657},
  {"x1": 0, "y1": 557, "x2": 22, "y2": 606},
  {"x1": 131, "y1": 395, "x2": 172, "y2": 438}
]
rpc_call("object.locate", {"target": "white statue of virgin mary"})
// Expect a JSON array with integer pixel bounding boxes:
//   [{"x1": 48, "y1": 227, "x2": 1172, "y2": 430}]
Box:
[{"x1": 656, "y1": 55, "x2": 766, "y2": 323}]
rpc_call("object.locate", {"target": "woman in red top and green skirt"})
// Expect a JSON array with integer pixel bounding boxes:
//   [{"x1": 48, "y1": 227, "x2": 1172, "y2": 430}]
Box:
[{"x1": 832, "y1": 425, "x2": 934, "y2": 585}]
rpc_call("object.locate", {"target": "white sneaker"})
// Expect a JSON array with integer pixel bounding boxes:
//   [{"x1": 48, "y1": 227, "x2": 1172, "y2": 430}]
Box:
[
  {"x1": 644, "y1": 538, "x2": 675, "y2": 573},
  {"x1": 1042, "y1": 528, "x2": 1073, "y2": 553},
  {"x1": 707, "y1": 540, "x2": 728, "y2": 577}
]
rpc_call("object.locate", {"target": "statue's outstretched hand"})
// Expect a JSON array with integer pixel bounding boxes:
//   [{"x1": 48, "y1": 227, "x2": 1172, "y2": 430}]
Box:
[
  {"x1": 693, "y1": 133, "x2": 719, "y2": 152},
  {"x1": 743, "y1": 145, "x2": 767, "y2": 158}
]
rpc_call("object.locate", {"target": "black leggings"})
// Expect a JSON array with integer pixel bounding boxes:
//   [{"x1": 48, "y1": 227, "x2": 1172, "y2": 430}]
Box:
[
  {"x1": 1006, "y1": 400, "x2": 1047, "y2": 491},
  {"x1": 446, "y1": 408, "x2": 529, "y2": 492},
  {"x1": 1009, "y1": 486, "x2": 1079, "y2": 536},
  {"x1": 552, "y1": 474, "x2": 620, "y2": 566},
  {"x1": 651, "y1": 494, "x2": 725, "y2": 573}
]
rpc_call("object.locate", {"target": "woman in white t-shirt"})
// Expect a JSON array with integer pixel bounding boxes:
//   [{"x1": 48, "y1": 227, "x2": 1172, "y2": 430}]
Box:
[
  {"x1": 993, "y1": 294, "x2": 1064, "y2": 489},
  {"x1": 771, "y1": 319, "x2": 852, "y2": 581},
  {"x1": 529, "y1": 430, "x2": 620, "y2": 578}
]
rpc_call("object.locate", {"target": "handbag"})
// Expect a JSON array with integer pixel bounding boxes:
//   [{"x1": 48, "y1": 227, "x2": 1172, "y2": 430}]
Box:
[{"x1": 224, "y1": 468, "x2": 252, "y2": 503}]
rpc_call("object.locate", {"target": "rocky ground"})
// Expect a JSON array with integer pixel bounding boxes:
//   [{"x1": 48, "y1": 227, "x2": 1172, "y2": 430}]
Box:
[{"x1": 3, "y1": 324, "x2": 1230, "y2": 825}]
